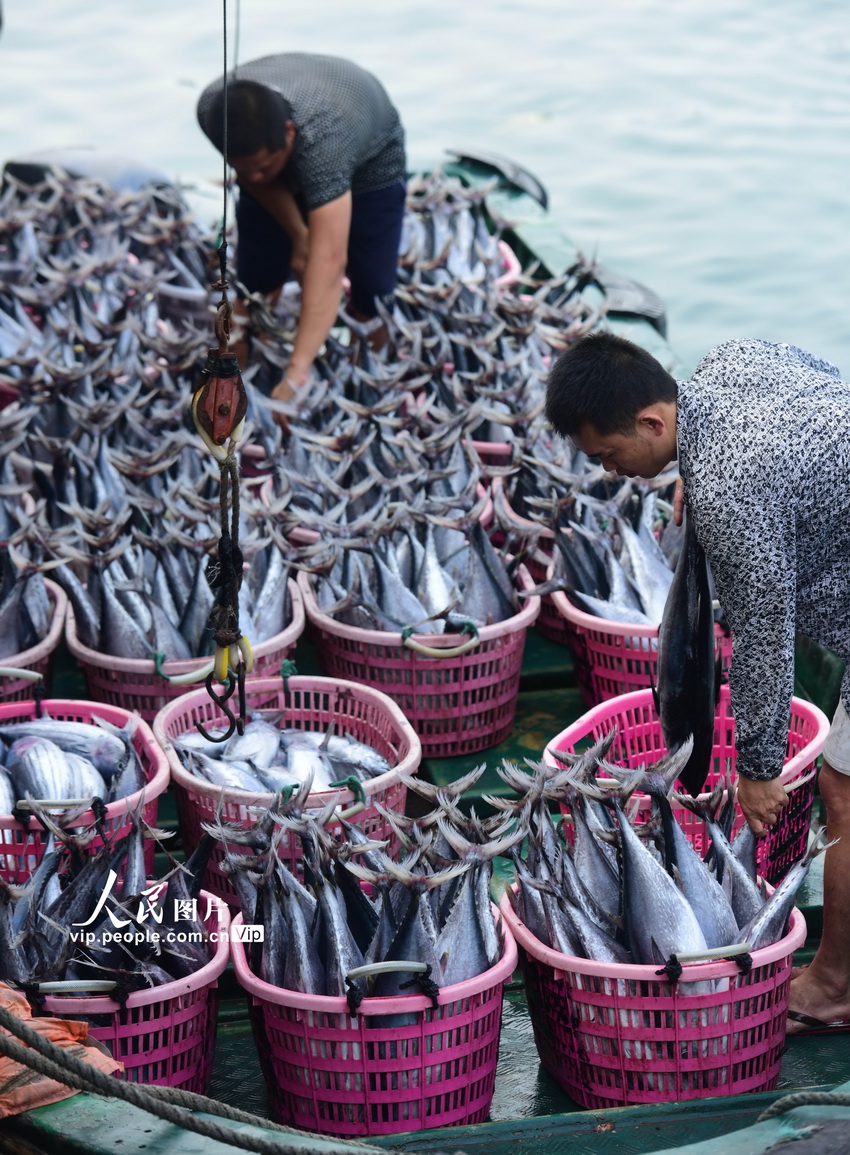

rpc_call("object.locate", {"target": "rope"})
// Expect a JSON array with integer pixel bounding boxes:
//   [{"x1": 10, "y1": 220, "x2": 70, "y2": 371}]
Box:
[
  {"x1": 216, "y1": 0, "x2": 231, "y2": 263},
  {"x1": 757, "y1": 1089, "x2": 850, "y2": 1123},
  {"x1": 208, "y1": 454, "x2": 243, "y2": 652},
  {"x1": 0, "y1": 1003, "x2": 391, "y2": 1155}
]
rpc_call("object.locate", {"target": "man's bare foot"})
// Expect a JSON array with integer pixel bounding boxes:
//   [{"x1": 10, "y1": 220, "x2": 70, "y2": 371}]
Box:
[{"x1": 787, "y1": 968, "x2": 850, "y2": 1035}]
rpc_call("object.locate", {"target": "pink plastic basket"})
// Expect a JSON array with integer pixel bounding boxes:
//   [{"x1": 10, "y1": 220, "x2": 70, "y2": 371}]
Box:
[
  {"x1": 153, "y1": 675, "x2": 422, "y2": 905},
  {"x1": 0, "y1": 698, "x2": 170, "y2": 884},
  {"x1": 65, "y1": 577, "x2": 304, "y2": 724},
  {"x1": 550, "y1": 584, "x2": 733, "y2": 707},
  {"x1": 298, "y1": 566, "x2": 540, "y2": 759},
  {"x1": 230, "y1": 909, "x2": 517, "y2": 1137},
  {"x1": 545, "y1": 684, "x2": 830, "y2": 885},
  {"x1": 0, "y1": 579, "x2": 68, "y2": 701},
  {"x1": 38, "y1": 889, "x2": 230, "y2": 1093},
  {"x1": 501, "y1": 887, "x2": 805, "y2": 1109}
]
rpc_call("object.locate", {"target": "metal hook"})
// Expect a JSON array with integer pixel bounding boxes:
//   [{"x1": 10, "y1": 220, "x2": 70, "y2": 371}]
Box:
[{"x1": 196, "y1": 672, "x2": 240, "y2": 743}]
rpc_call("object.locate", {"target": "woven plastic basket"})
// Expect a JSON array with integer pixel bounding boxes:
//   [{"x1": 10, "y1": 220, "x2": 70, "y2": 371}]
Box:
[
  {"x1": 550, "y1": 584, "x2": 733, "y2": 707},
  {"x1": 38, "y1": 888, "x2": 230, "y2": 1093},
  {"x1": 230, "y1": 909, "x2": 517, "y2": 1137},
  {"x1": 65, "y1": 577, "x2": 304, "y2": 723},
  {"x1": 0, "y1": 698, "x2": 170, "y2": 884},
  {"x1": 0, "y1": 579, "x2": 68, "y2": 701},
  {"x1": 545, "y1": 684, "x2": 829, "y2": 885},
  {"x1": 153, "y1": 674, "x2": 422, "y2": 905},
  {"x1": 298, "y1": 566, "x2": 540, "y2": 759},
  {"x1": 501, "y1": 888, "x2": 805, "y2": 1109}
]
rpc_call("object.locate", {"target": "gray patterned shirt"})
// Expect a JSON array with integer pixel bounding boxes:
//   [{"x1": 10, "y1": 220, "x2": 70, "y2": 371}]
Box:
[
  {"x1": 197, "y1": 53, "x2": 406, "y2": 211},
  {"x1": 677, "y1": 338, "x2": 850, "y2": 780}
]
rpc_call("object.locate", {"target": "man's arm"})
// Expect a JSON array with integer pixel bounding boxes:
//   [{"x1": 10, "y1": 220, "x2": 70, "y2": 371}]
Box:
[
  {"x1": 273, "y1": 191, "x2": 351, "y2": 401},
  {"x1": 239, "y1": 183, "x2": 310, "y2": 279},
  {"x1": 697, "y1": 493, "x2": 797, "y2": 834}
]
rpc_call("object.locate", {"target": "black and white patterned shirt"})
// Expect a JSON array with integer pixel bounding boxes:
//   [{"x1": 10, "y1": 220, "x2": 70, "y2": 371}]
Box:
[
  {"x1": 677, "y1": 338, "x2": 850, "y2": 780},
  {"x1": 197, "y1": 53, "x2": 406, "y2": 211}
]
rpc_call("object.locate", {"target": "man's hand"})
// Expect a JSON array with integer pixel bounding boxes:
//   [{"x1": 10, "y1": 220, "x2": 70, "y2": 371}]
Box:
[
  {"x1": 736, "y1": 775, "x2": 789, "y2": 838},
  {"x1": 269, "y1": 367, "x2": 309, "y2": 434}
]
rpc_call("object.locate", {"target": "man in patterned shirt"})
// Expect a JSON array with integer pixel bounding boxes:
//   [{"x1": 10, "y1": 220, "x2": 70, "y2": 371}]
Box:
[
  {"x1": 545, "y1": 331, "x2": 850, "y2": 1035},
  {"x1": 197, "y1": 53, "x2": 406, "y2": 416}
]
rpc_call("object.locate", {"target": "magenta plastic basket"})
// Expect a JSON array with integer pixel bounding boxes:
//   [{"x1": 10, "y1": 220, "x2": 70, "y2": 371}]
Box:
[
  {"x1": 0, "y1": 579, "x2": 68, "y2": 701},
  {"x1": 65, "y1": 577, "x2": 304, "y2": 723},
  {"x1": 545, "y1": 684, "x2": 830, "y2": 885},
  {"x1": 39, "y1": 888, "x2": 230, "y2": 1093},
  {"x1": 153, "y1": 674, "x2": 422, "y2": 905},
  {"x1": 550, "y1": 583, "x2": 733, "y2": 707},
  {"x1": 500, "y1": 888, "x2": 805, "y2": 1110},
  {"x1": 298, "y1": 566, "x2": 540, "y2": 759},
  {"x1": 230, "y1": 909, "x2": 517, "y2": 1137},
  {"x1": 0, "y1": 698, "x2": 170, "y2": 884}
]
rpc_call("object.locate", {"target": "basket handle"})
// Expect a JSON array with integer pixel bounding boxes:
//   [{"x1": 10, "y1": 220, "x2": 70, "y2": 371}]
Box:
[
  {"x1": 345, "y1": 961, "x2": 428, "y2": 981},
  {"x1": 343, "y1": 960, "x2": 438, "y2": 1014},
  {"x1": 15, "y1": 796, "x2": 101, "y2": 810},
  {"x1": 153, "y1": 653, "x2": 215, "y2": 686},
  {"x1": 784, "y1": 769, "x2": 817, "y2": 795},
  {"x1": 401, "y1": 622, "x2": 480, "y2": 659},
  {"x1": 32, "y1": 980, "x2": 117, "y2": 994},
  {"x1": 674, "y1": 942, "x2": 751, "y2": 963},
  {"x1": 0, "y1": 666, "x2": 42, "y2": 683}
]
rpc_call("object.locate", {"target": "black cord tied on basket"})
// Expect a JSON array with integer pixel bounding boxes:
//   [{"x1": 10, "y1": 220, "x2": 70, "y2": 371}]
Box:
[
  {"x1": 728, "y1": 951, "x2": 753, "y2": 975},
  {"x1": 399, "y1": 964, "x2": 441, "y2": 1008},
  {"x1": 655, "y1": 954, "x2": 684, "y2": 984}
]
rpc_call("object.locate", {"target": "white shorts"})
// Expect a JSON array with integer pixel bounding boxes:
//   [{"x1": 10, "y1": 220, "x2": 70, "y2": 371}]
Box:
[{"x1": 822, "y1": 699, "x2": 850, "y2": 775}]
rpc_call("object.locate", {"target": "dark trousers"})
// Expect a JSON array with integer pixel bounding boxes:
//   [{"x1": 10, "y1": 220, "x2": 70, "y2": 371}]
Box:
[{"x1": 235, "y1": 178, "x2": 406, "y2": 316}]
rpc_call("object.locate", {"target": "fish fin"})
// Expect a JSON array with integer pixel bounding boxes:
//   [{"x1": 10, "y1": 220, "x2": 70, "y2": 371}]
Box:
[{"x1": 342, "y1": 860, "x2": 381, "y2": 884}]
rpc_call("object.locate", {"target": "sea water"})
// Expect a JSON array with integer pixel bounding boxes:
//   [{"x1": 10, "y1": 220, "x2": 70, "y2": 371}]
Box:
[{"x1": 1, "y1": 0, "x2": 848, "y2": 376}]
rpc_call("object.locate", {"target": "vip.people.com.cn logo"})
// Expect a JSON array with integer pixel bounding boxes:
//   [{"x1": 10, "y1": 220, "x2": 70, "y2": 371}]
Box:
[{"x1": 69, "y1": 870, "x2": 264, "y2": 946}]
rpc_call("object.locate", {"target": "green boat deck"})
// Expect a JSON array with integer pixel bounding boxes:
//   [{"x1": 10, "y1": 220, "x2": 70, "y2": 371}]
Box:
[{"x1": 2, "y1": 623, "x2": 847, "y2": 1155}]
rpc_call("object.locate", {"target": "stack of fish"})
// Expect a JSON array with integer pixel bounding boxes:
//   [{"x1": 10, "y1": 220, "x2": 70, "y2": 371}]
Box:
[
  {"x1": 310, "y1": 517, "x2": 520, "y2": 633},
  {"x1": 46, "y1": 473, "x2": 294, "y2": 662},
  {"x1": 498, "y1": 734, "x2": 823, "y2": 967},
  {"x1": 171, "y1": 715, "x2": 393, "y2": 795},
  {"x1": 495, "y1": 431, "x2": 683, "y2": 628},
  {"x1": 0, "y1": 712, "x2": 145, "y2": 811},
  {"x1": 0, "y1": 164, "x2": 610, "y2": 666},
  {"x1": 0, "y1": 802, "x2": 215, "y2": 994},
  {"x1": 0, "y1": 541, "x2": 54, "y2": 661},
  {"x1": 211, "y1": 768, "x2": 515, "y2": 1001}
]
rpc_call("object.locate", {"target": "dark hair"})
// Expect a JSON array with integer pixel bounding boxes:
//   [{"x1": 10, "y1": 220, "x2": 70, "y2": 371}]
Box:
[
  {"x1": 545, "y1": 331, "x2": 678, "y2": 437},
  {"x1": 206, "y1": 80, "x2": 294, "y2": 157}
]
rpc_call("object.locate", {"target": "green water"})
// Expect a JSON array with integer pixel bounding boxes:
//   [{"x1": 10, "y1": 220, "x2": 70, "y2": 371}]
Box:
[{"x1": 2, "y1": 0, "x2": 849, "y2": 376}]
